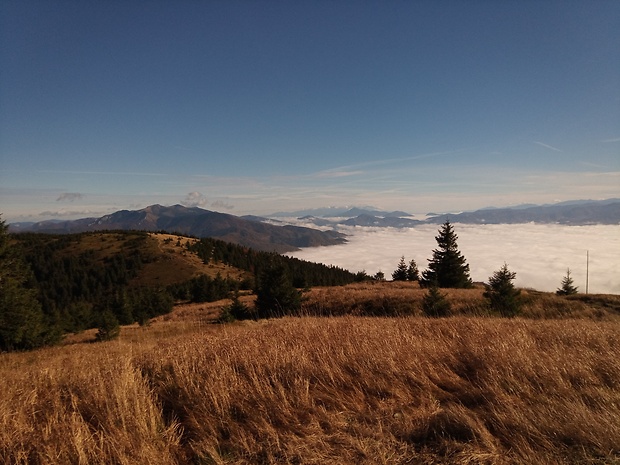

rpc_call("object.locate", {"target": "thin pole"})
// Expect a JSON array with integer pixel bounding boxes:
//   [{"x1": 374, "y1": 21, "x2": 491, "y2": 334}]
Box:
[{"x1": 586, "y1": 250, "x2": 589, "y2": 294}]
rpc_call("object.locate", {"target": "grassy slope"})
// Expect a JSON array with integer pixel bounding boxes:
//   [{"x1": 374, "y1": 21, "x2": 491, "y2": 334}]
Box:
[
  {"x1": 2, "y1": 284, "x2": 620, "y2": 464},
  {"x1": 133, "y1": 233, "x2": 248, "y2": 286},
  {"x1": 20, "y1": 231, "x2": 249, "y2": 288}
]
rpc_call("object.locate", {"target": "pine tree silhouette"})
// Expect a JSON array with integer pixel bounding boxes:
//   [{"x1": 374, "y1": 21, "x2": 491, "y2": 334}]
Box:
[{"x1": 421, "y1": 221, "x2": 472, "y2": 288}]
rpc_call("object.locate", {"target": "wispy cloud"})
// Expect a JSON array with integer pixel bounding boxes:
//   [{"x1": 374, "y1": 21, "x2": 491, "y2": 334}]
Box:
[
  {"x1": 313, "y1": 149, "x2": 467, "y2": 178},
  {"x1": 38, "y1": 209, "x2": 100, "y2": 218},
  {"x1": 179, "y1": 192, "x2": 234, "y2": 211},
  {"x1": 533, "y1": 141, "x2": 562, "y2": 152},
  {"x1": 602, "y1": 137, "x2": 620, "y2": 143},
  {"x1": 40, "y1": 170, "x2": 168, "y2": 177},
  {"x1": 56, "y1": 192, "x2": 84, "y2": 202},
  {"x1": 315, "y1": 170, "x2": 365, "y2": 178},
  {"x1": 211, "y1": 200, "x2": 234, "y2": 210},
  {"x1": 182, "y1": 191, "x2": 209, "y2": 208},
  {"x1": 580, "y1": 161, "x2": 606, "y2": 169}
]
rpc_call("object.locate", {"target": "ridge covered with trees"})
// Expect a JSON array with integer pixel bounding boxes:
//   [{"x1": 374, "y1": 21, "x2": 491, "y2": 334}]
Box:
[{"x1": 1, "y1": 223, "x2": 356, "y2": 351}]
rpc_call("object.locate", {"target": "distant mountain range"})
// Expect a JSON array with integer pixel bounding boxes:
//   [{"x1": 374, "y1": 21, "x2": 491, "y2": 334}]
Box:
[
  {"x1": 285, "y1": 199, "x2": 620, "y2": 228},
  {"x1": 426, "y1": 199, "x2": 620, "y2": 225},
  {"x1": 271, "y1": 206, "x2": 413, "y2": 218},
  {"x1": 9, "y1": 200, "x2": 619, "y2": 254},
  {"x1": 8, "y1": 204, "x2": 347, "y2": 253}
]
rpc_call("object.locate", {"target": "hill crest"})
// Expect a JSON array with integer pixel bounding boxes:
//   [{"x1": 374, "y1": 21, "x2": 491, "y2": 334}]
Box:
[{"x1": 9, "y1": 205, "x2": 347, "y2": 253}]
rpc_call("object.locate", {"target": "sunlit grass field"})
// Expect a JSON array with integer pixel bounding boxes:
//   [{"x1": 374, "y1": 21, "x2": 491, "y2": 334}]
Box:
[{"x1": 2, "y1": 283, "x2": 620, "y2": 464}]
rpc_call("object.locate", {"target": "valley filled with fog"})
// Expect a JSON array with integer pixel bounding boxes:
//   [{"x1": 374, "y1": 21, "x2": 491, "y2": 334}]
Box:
[{"x1": 288, "y1": 223, "x2": 620, "y2": 294}]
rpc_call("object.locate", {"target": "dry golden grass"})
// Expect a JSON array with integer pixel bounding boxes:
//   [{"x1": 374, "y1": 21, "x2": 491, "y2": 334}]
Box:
[
  {"x1": 302, "y1": 282, "x2": 620, "y2": 320},
  {"x1": 2, "y1": 298, "x2": 620, "y2": 464},
  {"x1": 130, "y1": 233, "x2": 249, "y2": 287}
]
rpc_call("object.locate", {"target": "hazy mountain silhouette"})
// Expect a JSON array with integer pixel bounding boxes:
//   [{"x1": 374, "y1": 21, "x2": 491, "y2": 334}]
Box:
[
  {"x1": 426, "y1": 199, "x2": 620, "y2": 225},
  {"x1": 9, "y1": 205, "x2": 347, "y2": 253}
]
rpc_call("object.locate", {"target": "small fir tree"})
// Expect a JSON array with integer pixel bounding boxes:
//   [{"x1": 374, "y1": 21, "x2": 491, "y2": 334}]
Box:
[
  {"x1": 407, "y1": 259, "x2": 419, "y2": 282},
  {"x1": 422, "y1": 285, "x2": 451, "y2": 317},
  {"x1": 95, "y1": 310, "x2": 120, "y2": 341},
  {"x1": 484, "y1": 263, "x2": 521, "y2": 317},
  {"x1": 421, "y1": 221, "x2": 472, "y2": 288},
  {"x1": 392, "y1": 256, "x2": 408, "y2": 281},
  {"x1": 556, "y1": 268, "x2": 578, "y2": 295},
  {"x1": 219, "y1": 291, "x2": 253, "y2": 322}
]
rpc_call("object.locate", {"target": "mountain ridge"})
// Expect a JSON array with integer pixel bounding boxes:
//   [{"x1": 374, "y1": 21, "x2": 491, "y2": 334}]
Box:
[
  {"x1": 8, "y1": 205, "x2": 347, "y2": 253},
  {"x1": 288, "y1": 199, "x2": 620, "y2": 228},
  {"x1": 8, "y1": 199, "x2": 619, "y2": 254},
  {"x1": 425, "y1": 200, "x2": 620, "y2": 225}
]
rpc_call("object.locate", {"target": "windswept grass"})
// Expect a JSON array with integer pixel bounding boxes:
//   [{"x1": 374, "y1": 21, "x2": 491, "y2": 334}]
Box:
[
  {"x1": 2, "y1": 313, "x2": 620, "y2": 464},
  {"x1": 302, "y1": 281, "x2": 620, "y2": 319}
]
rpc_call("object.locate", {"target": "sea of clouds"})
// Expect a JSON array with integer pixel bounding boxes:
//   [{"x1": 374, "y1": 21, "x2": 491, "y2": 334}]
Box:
[{"x1": 288, "y1": 223, "x2": 620, "y2": 294}]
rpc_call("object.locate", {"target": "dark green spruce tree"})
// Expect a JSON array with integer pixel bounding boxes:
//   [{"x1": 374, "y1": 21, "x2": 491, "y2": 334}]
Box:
[
  {"x1": 483, "y1": 263, "x2": 521, "y2": 317},
  {"x1": 0, "y1": 216, "x2": 52, "y2": 351},
  {"x1": 392, "y1": 256, "x2": 408, "y2": 281},
  {"x1": 556, "y1": 268, "x2": 578, "y2": 296},
  {"x1": 421, "y1": 221, "x2": 472, "y2": 288},
  {"x1": 254, "y1": 260, "x2": 302, "y2": 318},
  {"x1": 407, "y1": 259, "x2": 419, "y2": 282},
  {"x1": 422, "y1": 285, "x2": 451, "y2": 317}
]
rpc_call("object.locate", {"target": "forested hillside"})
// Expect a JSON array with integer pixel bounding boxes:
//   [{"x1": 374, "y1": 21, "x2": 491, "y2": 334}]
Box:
[{"x1": 4, "y1": 230, "x2": 356, "y2": 350}]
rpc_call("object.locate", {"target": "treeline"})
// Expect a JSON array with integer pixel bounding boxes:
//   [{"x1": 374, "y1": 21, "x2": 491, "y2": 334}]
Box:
[
  {"x1": 165, "y1": 237, "x2": 357, "y2": 304},
  {"x1": 19, "y1": 232, "x2": 153, "y2": 321},
  {"x1": 9, "y1": 231, "x2": 174, "y2": 344},
  {"x1": 187, "y1": 237, "x2": 356, "y2": 288}
]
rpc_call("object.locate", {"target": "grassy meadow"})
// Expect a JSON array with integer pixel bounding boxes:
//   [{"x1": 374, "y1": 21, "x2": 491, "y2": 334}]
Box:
[{"x1": 2, "y1": 283, "x2": 620, "y2": 464}]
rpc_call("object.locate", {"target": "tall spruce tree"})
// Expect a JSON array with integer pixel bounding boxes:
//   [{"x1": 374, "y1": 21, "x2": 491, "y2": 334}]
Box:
[
  {"x1": 421, "y1": 221, "x2": 472, "y2": 288},
  {"x1": 0, "y1": 216, "x2": 50, "y2": 351}
]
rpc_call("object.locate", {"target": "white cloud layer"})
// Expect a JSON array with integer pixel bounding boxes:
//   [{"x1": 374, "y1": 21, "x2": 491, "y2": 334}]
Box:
[{"x1": 289, "y1": 224, "x2": 620, "y2": 294}]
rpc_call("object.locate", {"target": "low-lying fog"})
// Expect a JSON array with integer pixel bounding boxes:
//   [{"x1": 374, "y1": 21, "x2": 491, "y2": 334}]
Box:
[{"x1": 288, "y1": 223, "x2": 620, "y2": 294}]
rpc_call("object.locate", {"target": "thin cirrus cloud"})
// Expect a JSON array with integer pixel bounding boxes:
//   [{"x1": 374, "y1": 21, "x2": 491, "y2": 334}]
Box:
[
  {"x1": 315, "y1": 170, "x2": 365, "y2": 179},
  {"x1": 288, "y1": 223, "x2": 620, "y2": 294},
  {"x1": 533, "y1": 141, "x2": 563, "y2": 152},
  {"x1": 313, "y1": 149, "x2": 466, "y2": 178},
  {"x1": 38, "y1": 209, "x2": 99, "y2": 218}
]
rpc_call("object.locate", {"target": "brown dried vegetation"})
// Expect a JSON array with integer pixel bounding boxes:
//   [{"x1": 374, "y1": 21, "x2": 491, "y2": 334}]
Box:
[{"x1": 2, "y1": 283, "x2": 620, "y2": 464}]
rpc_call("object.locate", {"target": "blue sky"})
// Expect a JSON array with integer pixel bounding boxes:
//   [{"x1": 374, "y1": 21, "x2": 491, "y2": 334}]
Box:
[{"x1": 1, "y1": 0, "x2": 619, "y2": 222}]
